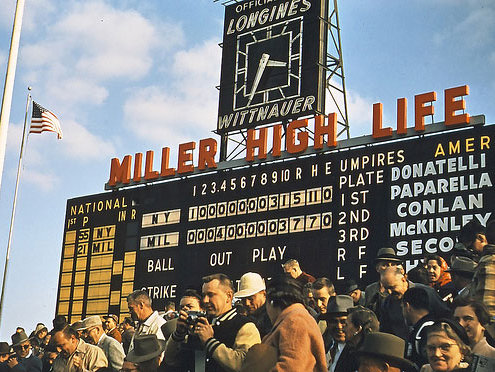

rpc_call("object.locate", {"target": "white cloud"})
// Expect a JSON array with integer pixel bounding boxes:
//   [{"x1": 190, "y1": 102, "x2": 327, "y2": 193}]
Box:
[
  {"x1": 21, "y1": 0, "x2": 184, "y2": 106},
  {"x1": 17, "y1": 1, "x2": 184, "y2": 162},
  {"x1": 22, "y1": 168, "x2": 58, "y2": 191},
  {"x1": 46, "y1": 78, "x2": 109, "y2": 106},
  {"x1": 60, "y1": 119, "x2": 116, "y2": 160},
  {"x1": 0, "y1": 50, "x2": 6, "y2": 68},
  {"x1": 5, "y1": 119, "x2": 113, "y2": 190},
  {"x1": 55, "y1": 2, "x2": 182, "y2": 80},
  {"x1": 6, "y1": 122, "x2": 23, "y2": 153},
  {"x1": 325, "y1": 85, "x2": 375, "y2": 138},
  {"x1": 124, "y1": 39, "x2": 221, "y2": 145},
  {"x1": 433, "y1": 2, "x2": 495, "y2": 50},
  {"x1": 21, "y1": 0, "x2": 57, "y2": 31},
  {"x1": 0, "y1": 1, "x2": 15, "y2": 29}
]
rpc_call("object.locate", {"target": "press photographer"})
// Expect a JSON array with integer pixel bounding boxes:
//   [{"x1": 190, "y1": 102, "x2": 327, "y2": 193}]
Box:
[{"x1": 163, "y1": 274, "x2": 261, "y2": 372}]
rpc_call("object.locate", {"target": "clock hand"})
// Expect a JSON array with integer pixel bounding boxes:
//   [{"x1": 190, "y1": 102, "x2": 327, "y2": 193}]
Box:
[
  {"x1": 266, "y1": 59, "x2": 287, "y2": 67},
  {"x1": 247, "y1": 53, "x2": 270, "y2": 106}
]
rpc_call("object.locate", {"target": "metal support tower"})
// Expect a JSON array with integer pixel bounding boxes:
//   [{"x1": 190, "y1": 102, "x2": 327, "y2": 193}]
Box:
[
  {"x1": 214, "y1": 0, "x2": 350, "y2": 161},
  {"x1": 326, "y1": 0, "x2": 350, "y2": 139}
]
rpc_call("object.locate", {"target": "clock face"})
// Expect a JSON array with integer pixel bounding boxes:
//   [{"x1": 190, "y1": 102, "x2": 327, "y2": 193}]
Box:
[
  {"x1": 217, "y1": 0, "x2": 327, "y2": 133},
  {"x1": 234, "y1": 17, "x2": 303, "y2": 110}
]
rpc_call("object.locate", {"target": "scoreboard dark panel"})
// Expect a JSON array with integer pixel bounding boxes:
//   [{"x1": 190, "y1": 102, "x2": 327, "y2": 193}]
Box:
[{"x1": 57, "y1": 124, "x2": 494, "y2": 320}]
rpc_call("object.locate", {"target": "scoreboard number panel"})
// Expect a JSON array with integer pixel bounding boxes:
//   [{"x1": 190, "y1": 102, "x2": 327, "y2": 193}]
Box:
[{"x1": 57, "y1": 124, "x2": 494, "y2": 319}]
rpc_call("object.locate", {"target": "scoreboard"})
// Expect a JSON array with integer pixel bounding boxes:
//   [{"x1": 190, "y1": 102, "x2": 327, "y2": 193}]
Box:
[{"x1": 57, "y1": 122, "x2": 494, "y2": 322}]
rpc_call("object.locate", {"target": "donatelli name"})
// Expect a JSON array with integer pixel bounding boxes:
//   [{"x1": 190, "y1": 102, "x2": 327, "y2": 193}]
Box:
[{"x1": 106, "y1": 85, "x2": 472, "y2": 189}]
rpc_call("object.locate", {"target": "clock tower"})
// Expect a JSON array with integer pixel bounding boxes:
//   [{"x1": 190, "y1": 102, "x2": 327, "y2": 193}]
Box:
[{"x1": 217, "y1": 0, "x2": 328, "y2": 141}]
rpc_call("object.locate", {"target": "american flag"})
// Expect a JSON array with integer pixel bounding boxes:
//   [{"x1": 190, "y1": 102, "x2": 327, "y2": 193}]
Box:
[{"x1": 30, "y1": 101, "x2": 63, "y2": 139}]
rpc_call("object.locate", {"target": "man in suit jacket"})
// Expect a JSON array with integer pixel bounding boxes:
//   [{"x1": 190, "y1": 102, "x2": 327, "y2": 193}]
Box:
[{"x1": 81, "y1": 316, "x2": 125, "y2": 371}]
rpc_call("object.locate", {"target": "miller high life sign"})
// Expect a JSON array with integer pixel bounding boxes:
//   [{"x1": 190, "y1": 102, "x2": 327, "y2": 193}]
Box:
[{"x1": 107, "y1": 85, "x2": 472, "y2": 189}]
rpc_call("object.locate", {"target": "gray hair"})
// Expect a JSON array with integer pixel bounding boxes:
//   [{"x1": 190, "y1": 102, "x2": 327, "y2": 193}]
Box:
[{"x1": 127, "y1": 290, "x2": 152, "y2": 307}]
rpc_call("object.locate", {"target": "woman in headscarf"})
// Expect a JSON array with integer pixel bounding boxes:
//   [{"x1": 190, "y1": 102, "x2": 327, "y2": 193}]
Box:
[
  {"x1": 421, "y1": 319, "x2": 472, "y2": 372},
  {"x1": 425, "y1": 254, "x2": 456, "y2": 302},
  {"x1": 241, "y1": 275, "x2": 327, "y2": 372}
]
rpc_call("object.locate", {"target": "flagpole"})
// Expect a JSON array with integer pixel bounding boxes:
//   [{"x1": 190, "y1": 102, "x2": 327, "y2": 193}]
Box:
[
  {"x1": 0, "y1": 87, "x2": 31, "y2": 326},
  {"x1": 0, "y1": 0, "x2": 26, "y2": 195}
]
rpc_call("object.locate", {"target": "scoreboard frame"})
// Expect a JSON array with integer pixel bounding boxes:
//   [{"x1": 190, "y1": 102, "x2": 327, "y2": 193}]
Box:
[{"x1": 57, "y1": 119, "x2": 494, "y2": 321}]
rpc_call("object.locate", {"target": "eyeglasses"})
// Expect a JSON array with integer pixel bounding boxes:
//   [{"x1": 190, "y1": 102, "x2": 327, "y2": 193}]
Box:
[
  {"x1": 426, "y1": 343, "x2": 458, "y2": 353},
  {"x1": 14, "y1": 344, "x2": 30, "y2": 350},
  {"x1": 82, "y1": 327, "x2": 96, "y2": 335}
]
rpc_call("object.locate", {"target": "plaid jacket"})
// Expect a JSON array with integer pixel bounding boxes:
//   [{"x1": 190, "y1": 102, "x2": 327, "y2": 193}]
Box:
[{"x1": 473, "y1": 244, "x2": 495, "y2": 319}]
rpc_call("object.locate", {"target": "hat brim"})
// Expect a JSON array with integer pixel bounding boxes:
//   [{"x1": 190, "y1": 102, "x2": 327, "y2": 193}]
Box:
[
  {"x1": 445, "y1": 269, "x2": 474, "y2": 275},
  {"x1": 234, "y1": 287, "x2": 264, "y2": 298},
  {"x1": 354, "y1": 350, "x2": 417, "y2": 372},
  {"x1": 126, "y1": 339, "x2": 166, "y2": 363},
  {"x1": 344, "y1": 285, "x2": 359, "y2": 294},
  {"x1": 319, "y1": 311, "x2": 348, "y2": 321},
  {"x1": 11, "y1": 336, "x2": 29, "y2": 348},
  {"x1": 374, "y1": 257, "x2": 403, "y2": 264},
  {"x1": 35, "y1": 327, "x2": 48, "y2": 335}
]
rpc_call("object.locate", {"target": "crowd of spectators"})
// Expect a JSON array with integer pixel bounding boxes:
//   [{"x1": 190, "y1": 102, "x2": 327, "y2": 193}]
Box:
[{"x1": 1, "y1": 219, "x2": 494, "y2": 372}]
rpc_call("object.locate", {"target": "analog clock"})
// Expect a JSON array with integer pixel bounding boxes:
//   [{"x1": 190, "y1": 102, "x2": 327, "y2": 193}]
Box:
[{"x1": 233, "y1": 17, "x2": 303, "y2": 110}]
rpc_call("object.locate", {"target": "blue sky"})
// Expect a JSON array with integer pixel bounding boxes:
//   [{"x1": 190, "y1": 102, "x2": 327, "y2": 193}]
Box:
[{"x1": 0, "y1": 0, "x2": 493, "y2": 339}]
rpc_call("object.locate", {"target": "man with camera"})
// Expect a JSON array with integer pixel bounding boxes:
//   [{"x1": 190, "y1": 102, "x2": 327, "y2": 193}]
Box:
[
  {"x1": 161, "y1": 289, "x2": 204, "y2": 342},
  {"x1": 164, "y1": 274, "x2": 261, "y2": 372}
]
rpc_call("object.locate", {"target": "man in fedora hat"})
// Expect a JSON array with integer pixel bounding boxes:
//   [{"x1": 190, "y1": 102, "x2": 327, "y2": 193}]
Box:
[
  {"x1": 6, "y1": 330, "x2": 42, "y2": 371},
  {"x1": 122, "y1": 334, "x2": 165, "y2": 372},
  {"x1": 52, "y1": 324, "x2": 108, "y2": 372},
  {"x1": 234, "y1": 272, "x2": 271, "y2": 338},
  {"x1": 446, "y1": 256, "x2": 477, "y2": 299},
  {"x1": 103, "y1": 315, "x2": 122, "y2": 343},
  {"x1": 355, "y1": 332, "x2": 417, "y2": 372},
  {"x1": 80, "y1": 316, "x2": 125, "y2": 371},
  {"x1": 321, "y1": 295, "x2": 354, "y2": 372},
  {"x1": 0, "y1": 342, "x2": 11, "y2": 371},
  {"x1": 365, "y1": 248, "x2": 403, "y2": 311},
  {"x1": 340, "y1": 279, "x2": 366, "y2": 306}
]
